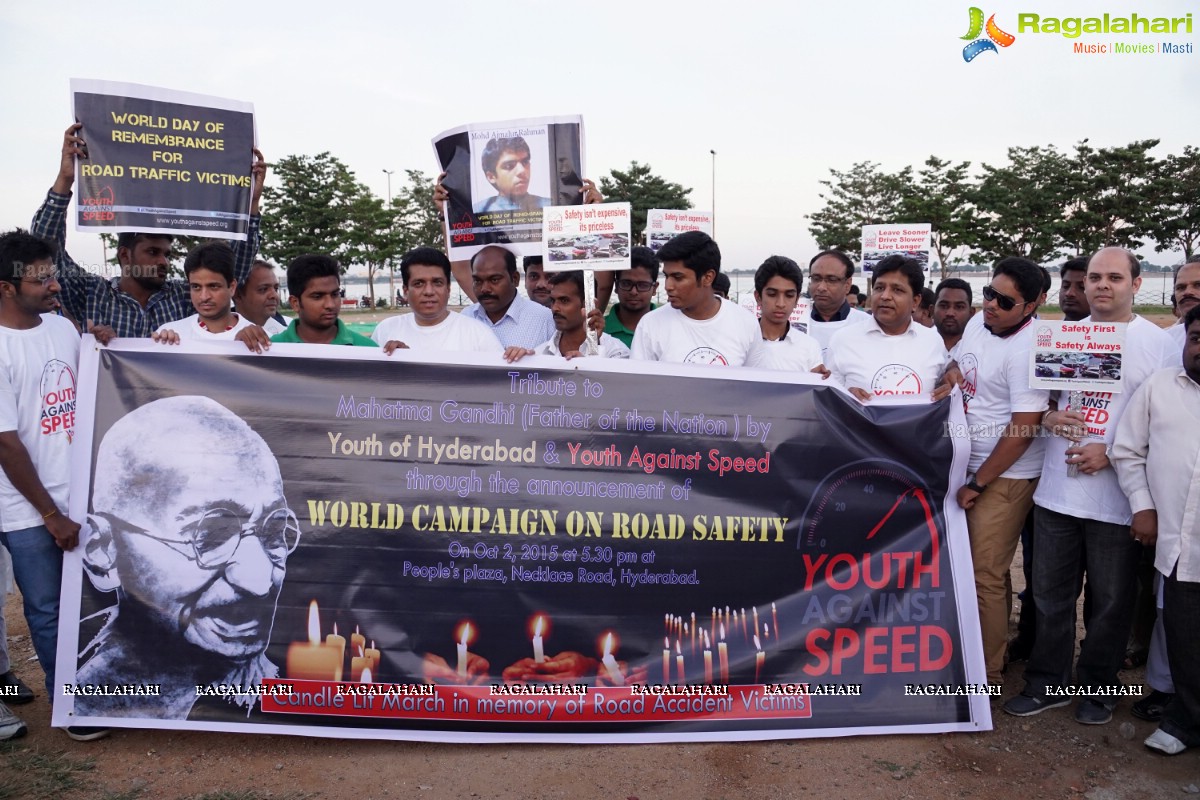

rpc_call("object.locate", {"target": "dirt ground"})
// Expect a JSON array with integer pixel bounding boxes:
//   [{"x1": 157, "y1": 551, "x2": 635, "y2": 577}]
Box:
[{"x1": 1, "y1": 309, "x2": 1193, "y2": 800}]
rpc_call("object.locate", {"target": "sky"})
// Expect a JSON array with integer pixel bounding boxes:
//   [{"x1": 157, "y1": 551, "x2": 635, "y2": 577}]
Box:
[{"x1": 2, "y1": 0, "x2": 1197, "y2": 273}]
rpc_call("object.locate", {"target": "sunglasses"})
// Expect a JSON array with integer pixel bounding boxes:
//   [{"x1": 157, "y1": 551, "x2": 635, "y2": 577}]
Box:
[{"x1": 982, "y1": 284, "x2": 1027, "y2": 312}]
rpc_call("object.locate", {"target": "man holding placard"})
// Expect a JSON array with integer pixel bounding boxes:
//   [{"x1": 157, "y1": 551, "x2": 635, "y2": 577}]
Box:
[
  {"x1": 30, "y1": 124, "x2": 266, "y2": 339},
  {"x1": 1005, "y1": 248, "x2": 1175, "y2": 724}
]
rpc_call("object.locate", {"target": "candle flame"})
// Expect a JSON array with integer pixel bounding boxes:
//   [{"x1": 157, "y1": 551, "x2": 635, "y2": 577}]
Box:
[
  {"x1": 719, "y1": 622, "x2": 726, "y2": 641},
  {"x1": 370, "y1": 640, "x2": 375, "y2": 650},
  {"x1": 306, "y1": 599, "x2": 321, "y2": 644},
  {"x1": 754, "y1": 634, "x2": 762, "y2": 651},
  {"x1": 676, "y1": 639, "x2": 682, "y2": 655},
  {"x1": 460, "y1": 623, "x2": 471, "y2": 647},
  {"x1": 764, "y1": 623, "x2": 769, "y2": 639},
  {"x1": 704, "y1": 630, "x2": 711, "y2": 650},
  {"x1": 361, "y1": 666, "x2": 373, "y2": 683},
  {"x1": 772, "y1": 602, "x2": 777, "y2": 611},
  {"x1": 603, "y1": 632, "x2": 613, "y2": 658},
  {"x1": 332, "y1": 622, "x2": 338, "y2": 636},
  {"x1": 355, "y1": 624, "x2": 361, "y2": 635},
  {"x1": 535, "y1": 616, "x2": 544, "y2": 637},
  {"x1": 664, "y1": 636, "x2": 670, "y2": 649}
]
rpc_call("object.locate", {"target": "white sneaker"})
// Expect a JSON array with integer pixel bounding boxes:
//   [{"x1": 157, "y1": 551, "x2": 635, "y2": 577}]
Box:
[
  {"x1": 0, "y1": 701, "x2": 28, "y2": 741},
  {"x1": 1144, "y1": 728, "x2": 1187, "y2": 755}
]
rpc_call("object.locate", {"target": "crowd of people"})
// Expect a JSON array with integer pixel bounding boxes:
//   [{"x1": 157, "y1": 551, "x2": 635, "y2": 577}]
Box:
[{"x1": 0, "y1": 124, "x2": 1197, "y2": 758}]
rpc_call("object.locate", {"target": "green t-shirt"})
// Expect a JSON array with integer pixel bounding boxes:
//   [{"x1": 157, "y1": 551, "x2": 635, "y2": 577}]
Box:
[
  {"x1": 603, "y1": 303, "x2": 656, "y2": 348},
  {"x1": 270, "y1": 319, "x2": 379, "y2": 346}
]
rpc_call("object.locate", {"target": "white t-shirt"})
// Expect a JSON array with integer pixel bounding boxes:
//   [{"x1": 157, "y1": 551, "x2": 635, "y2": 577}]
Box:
[
  {"x1": 1033, "y1": 315, "x2": 1178, "y2": 524},
  {"x1": 956, "y1": 316, "x2": 1050, "y2": 478},
  {"x1": 535, "y1": 332, "x2": 631, "y2": 359},
  {"x1": 760, "y1": 328, "x2": 823, "y2": 372},
  {"x1": 826, "y1": 317, "x2": 949, "y2": 398},
  {"x1": 371, "y1": 311, "x2": 502, "y2": 352},
  {"x1": 807, "y1": 306, "x2": 871, "y2": 362},
  {"x1": 156, "y1": 313, "x2": 255, "y2": 341},
  {"x1": 630, "y1": 300, "x2": 767, "y2": 367},
  {"x1": 1167, "y1": 320, "x2": 1186, "y2": 364},
  {"x1": 0, "y1": 315, "x2": 80, "y2": 531}
]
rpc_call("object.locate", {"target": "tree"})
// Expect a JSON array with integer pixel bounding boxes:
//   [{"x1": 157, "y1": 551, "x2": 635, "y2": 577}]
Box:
[
  {"x1": 806, "y1": 161, "x2": 909, "y2": 259},
  {"x1": 598, "y1": 162, "x2": 693, "y2": 243},
  {"x1": 343, "y1": 191, "x2": 405, "y2": 308},
  {"x1": 1146, "y1": 145, "x2": 1200, "y2": 259},
  {"x1": 260, "y1": 153, "x2": 367, "y2": 267},
  {"x1": 390, "y1": 169, "x2": 444, "y2": 253},
  {"x1": 1055, "y1": 138, "x2": 1160, "y2": 256},
  {"x1": 896, "y1": 157, "x2": 975, "y2": 279},
  {"x1": 966, "y1": 146, "x2": 1071, "y2": 264}
]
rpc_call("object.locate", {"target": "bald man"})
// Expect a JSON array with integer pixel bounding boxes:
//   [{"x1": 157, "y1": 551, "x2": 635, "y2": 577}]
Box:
[{"x1": 76, "y1": 396, "x2": 298, "y2": 720}]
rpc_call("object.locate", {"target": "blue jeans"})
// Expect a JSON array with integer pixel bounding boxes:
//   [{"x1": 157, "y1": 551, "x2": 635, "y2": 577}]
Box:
[
  {"x1": 1162, "y1": 568, "x2": 1200, "y2": 746},
  {"x1": 1023, "y1": 506, "x2": 1139, "y2": 705},
  {"x1": 0, "y1": 526, "x2": 62, "y2": 696}
]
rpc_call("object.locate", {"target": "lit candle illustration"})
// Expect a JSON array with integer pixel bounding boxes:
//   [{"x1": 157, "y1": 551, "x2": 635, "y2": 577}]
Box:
[
  {"x1": 754, "y1": 634, "x2": 764, "y2": 683},
  {"x1": 325, "y1": 621, "x2": 346, "y2": 666},
  {"x1": 772, "y1": 602, "x2": 779, "y2": 641},
  {"x1": 286, "y1": 600, "x2": 343, "y2": 681},
  {"x1": 533, "y1": 616, "x2": 546, "y2": 664},
  {"x1": 753, "y1": 607, "x2": 759, "y2": 640},
  {"x1": 601, "y1": 632, "x2": 626, "y2": 685},
  {"x1": 456, "y1": 623, "x2": 472, "y2": 678},
  {"x1": 718, "y1": 623, "x2": 729, "y2": 684},
  {"x1": 690, "y1": 612, "x2": 696, "y2": 655},
  {"x1": 350, "y1": 645, "x2": 371, "y2": 682},
  {"x1": 711, "y1": 607, "x2": 717, "y2": 641},
  {"x1": 703, "y1": 630, "x2": 713, "y2": 685},
  {"x1": 663, "y1": 637, "x2": 671, "y2": 684},
  {"x1": 364, "y1": 640, "x2": 380, "y2": 673},
  {"x1": 741, "y1": 608, "x2": 748, "y2": 642},
  {"x1": 675, "y1": 639, "x2": 685, "y2": 683},
  {"x1": 351, "y1": 625, "x2": 366, "y2": 657}
]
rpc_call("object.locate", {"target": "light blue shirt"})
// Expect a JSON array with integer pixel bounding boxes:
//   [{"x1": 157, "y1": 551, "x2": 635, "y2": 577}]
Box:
[{"x1": 461, "y1": 294, "x2": 555, "y2": 349}]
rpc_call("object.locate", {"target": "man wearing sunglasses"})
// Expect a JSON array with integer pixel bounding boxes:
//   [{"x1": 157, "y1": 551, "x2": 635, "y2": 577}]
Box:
[
  {"x1": 603, "y1": 247, "x2": 660, "y2": 348},
  {"x1": 74, "y1": 396, "x2": 297, "y2": 721},
  {"x1": 953, "y1": 257, "x2": 1050, "y2": 688}
]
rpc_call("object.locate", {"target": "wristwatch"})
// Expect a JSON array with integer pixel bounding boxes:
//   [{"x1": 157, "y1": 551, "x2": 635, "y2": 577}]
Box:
[{"x1": 966, "y1": 477, "x2": 988, "y2": 494}]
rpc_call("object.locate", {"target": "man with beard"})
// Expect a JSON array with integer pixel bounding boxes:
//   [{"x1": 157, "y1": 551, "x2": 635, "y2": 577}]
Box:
[
  {"x1": 75, "y1": 396, "x2": 298, "y2": 721},
  {"x1": 30, "y1": 124, "x2": 266, "y2": 338},
  {"x1": 932, "y1": 278, "x2": 973, "y2": 351},
  {"x1": 460, "y1": 245, "x2": 554, "y2": 349},
  {"x1": 522, "y1": 257, "x2": 552, "y2": 307},
  {"x1": 603, "y1": 247, "x2": 660, "y2": 348},
  {"x1": 0, "y1": 231, "x2": 98, "y2": 740}
]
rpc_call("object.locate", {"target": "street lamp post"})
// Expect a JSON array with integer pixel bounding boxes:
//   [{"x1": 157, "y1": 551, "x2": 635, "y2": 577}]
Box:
[
  {"x1": 383, "y1": 169, "x2": 395, "y2": 306},
  {"x1": 710, "y1": 150, "x2": 716, "y2": 240}
]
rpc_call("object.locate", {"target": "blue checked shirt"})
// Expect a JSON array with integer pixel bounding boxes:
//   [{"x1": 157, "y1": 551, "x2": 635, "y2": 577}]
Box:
[
  {"x1": 31, "y1": 190, "x2": 261, "y2": 338},
  {"x1": 461, "y1": 293, "x2": 556, "y2": 350}
]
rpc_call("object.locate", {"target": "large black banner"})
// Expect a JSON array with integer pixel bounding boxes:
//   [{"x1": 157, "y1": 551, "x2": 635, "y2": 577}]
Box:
[{"x1": 55, "y1": 341, "x2": 986, "y2": 742}]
